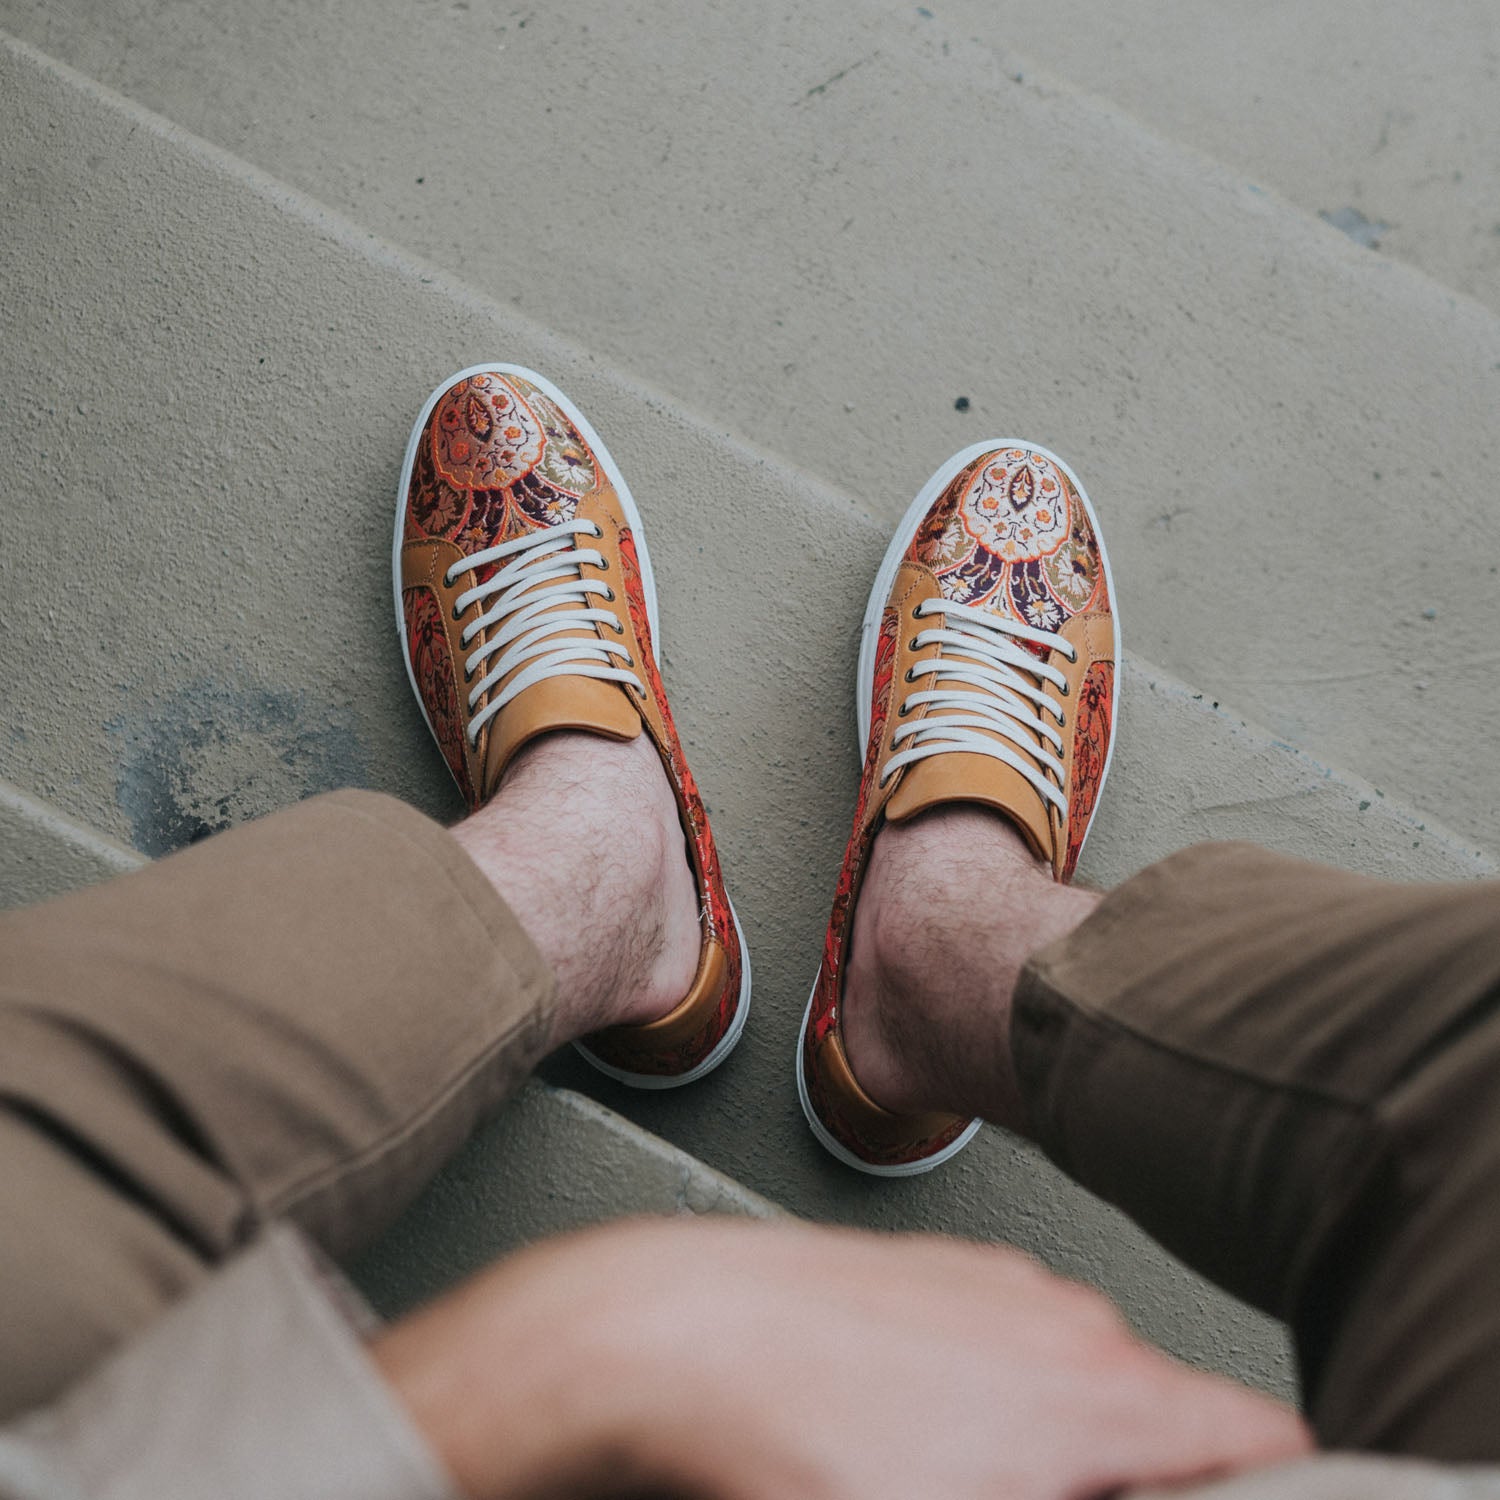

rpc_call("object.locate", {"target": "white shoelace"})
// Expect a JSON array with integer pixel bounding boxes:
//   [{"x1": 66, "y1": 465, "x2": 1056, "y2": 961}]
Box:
[
  {"x1": 445, "y1": 519, "x2": 644, "y2": 746},
  {"x1": 881, "y1": 598, "x2": 1077, "y2": 815}
]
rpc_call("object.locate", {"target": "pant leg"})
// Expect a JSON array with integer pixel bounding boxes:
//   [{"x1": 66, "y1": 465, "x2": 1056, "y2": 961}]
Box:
[
  {"x1": 1011, "y1": 841, "x2": 1500, "y2": 1462},
  {"x1": 0, "y1": 789, "x2": 554, "y2": 1420}
]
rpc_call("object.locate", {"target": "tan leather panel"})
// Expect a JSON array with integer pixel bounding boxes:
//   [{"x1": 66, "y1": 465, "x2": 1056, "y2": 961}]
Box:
[
  {"x1": 480, "y1": 677, "x2": 642, "y2": 793},
  {"x1": 401, "y1": 535, "x2": 464, "y2": 595},
  {"x1": 877, "y1": 559, "x2": 1057, "y2": 860},
  {"x1": 1060, "y1": 608, "x2": 1116, "y2": 669},
  {"x1": 813, "y1": 1032, "x2": 966, "y2": 1148},
  {"x1": 438, "y1": 485, "x2": 648, "y2": 795},
  {"x1": 886, "y1": 753, "x2": 1053, "y2": 858}
]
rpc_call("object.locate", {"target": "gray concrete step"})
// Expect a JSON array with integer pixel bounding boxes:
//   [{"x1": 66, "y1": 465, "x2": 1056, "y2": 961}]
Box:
[
  {"x1": 350, "y1": 1081, "x2": 778, "y2": 1320},
  {"x1": 4, "y1": 33, "x2": 1497, "y2": 1402},
  {"x1": 968, "y1": 0, "x2": 1500, "y2": 318},
  {"x1": 0, "y1": 777, "x2": 140, "y2": 911},
  {"x1": 6, "y1": 0, "x2": 1499, "y2": 855}
]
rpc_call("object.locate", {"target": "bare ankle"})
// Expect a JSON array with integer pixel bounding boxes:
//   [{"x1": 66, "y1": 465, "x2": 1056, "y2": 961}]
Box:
[
  {"x1": 453, "y1": 731, "x2": 701, "y2": 1047},
  {"x1": 842, "y1": 807, "x2": 1098, "y2": 1129}
]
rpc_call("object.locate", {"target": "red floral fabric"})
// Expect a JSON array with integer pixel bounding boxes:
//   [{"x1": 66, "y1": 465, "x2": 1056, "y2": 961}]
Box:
[
  {"x1": 1061, "y1": 661, "x2": 1114, "y2": 884},
  {"x1": 402, "y1": 585, "x2": 474, "y2": 806}
]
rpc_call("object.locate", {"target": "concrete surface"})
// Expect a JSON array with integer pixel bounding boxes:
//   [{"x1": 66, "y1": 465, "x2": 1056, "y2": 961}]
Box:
[
  {"x1": 5, "y1": 0, "x2": 1499, "y2": 861},
  {"x1": 0, "y1": 777, "x2": 141, "y2": 910},
  {"x1": 24, "y1": 0, "x2": 1497, "y2": 315},
  {"x1": 982, "y1": 0, "x2": 1500, "y2": 317},
  {"x1": 351, "y1": 1082, "x2": 777, "y2": 1319},
  {"x1": 10, "y1": 33, "x2": 1500, "y2": 1402}
]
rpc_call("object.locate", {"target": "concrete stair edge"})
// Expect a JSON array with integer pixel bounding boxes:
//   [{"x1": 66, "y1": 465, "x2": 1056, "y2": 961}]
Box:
[
  {"x1": 14, "y1": 25, "x2": 1500, "y2": 505},
  {"x1": 350, "y1": 1081, "x2": 779, "y2": 1318},
  {"x1": 0, "y1": 775, "x2": 144, "y2": 910}
]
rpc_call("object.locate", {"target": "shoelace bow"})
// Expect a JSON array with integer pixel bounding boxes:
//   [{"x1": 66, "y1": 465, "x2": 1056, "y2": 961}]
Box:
[
  {"x1": 445, "y1": 519, "x2": 644, "y2": 746},
  {"x1": 881, "y1": 598, "x2": 1077, "y2": 816}
]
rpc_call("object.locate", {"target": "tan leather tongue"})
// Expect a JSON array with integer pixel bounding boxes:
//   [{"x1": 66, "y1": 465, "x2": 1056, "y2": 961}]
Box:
[
  {"x1": 884, "y1": 749, "x2": 1053, "y2": 862},
  {"x1": 481, "y1": 670, "x2": 643, "y2": 798}
]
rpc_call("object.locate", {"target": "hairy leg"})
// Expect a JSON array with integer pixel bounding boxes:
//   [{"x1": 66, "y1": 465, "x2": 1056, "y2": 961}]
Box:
[
  {"x1": 451, "y1": 729, "x2": 702, "y2": 1048},
  {"x1": 841, "y1": 806, "x2": 1098, "y2": 1126}
]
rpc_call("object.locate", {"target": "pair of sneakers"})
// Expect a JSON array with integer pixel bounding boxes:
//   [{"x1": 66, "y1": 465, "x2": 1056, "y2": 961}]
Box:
[{"x1": 395, "y1": 366, "x2": 1120, "y2": 1177}]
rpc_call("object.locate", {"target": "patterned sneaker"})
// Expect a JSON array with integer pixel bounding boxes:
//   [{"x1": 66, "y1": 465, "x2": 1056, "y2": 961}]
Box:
[
  {"x1": 797, "y1": 441, "x2": 1120, "y2": 1173},
  {"x1": 394, "y1": 364, "x2": 750, "y2": 1087}
]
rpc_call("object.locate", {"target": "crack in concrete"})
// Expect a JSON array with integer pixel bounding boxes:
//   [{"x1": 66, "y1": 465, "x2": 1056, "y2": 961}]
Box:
[{"x1": 801, "y1": 52, "x2": 877, "y2": 101}]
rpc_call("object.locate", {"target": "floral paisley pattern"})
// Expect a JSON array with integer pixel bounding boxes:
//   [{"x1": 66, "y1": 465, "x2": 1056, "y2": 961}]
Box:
[
  {"x1": 402, "y1": 585, "x2": 474, "y2": 806},
  {"x1": 958, "y1": 450, "x2": 1071, "y2": 561},
  {"x1": 407, "y1": 439, "x2": 472, "y2": 541},
  {"x1": 912, "y1": 449, "x2": 1108, "y2": 621},
  {"x1": 433, "y1": 372, "x2": 547, "y2": 491},
  {"x1": 528, "y1": 390, "x2": 601, "y2": 496},
  {"x1": 408, "y1": 373, "x2": 592, "y2": 564}
]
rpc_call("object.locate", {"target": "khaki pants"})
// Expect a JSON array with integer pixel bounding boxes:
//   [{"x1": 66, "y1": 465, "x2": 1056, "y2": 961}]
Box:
[
  {"x1": 3, "y1": 795, "x2": 1499, "y2": 1461},
  {"x1": 0, "y1": 792, "x2": 552, "y2": 1419}
]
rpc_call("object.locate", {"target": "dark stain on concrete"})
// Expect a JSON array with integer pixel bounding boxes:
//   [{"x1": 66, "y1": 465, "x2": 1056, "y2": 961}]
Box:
[
  {"x1": 108, "y1": 677, "x2": 367, "y2": 856},
  {"x1": 1318, "y1": 205, "x2": 1391, "y2": 250}
]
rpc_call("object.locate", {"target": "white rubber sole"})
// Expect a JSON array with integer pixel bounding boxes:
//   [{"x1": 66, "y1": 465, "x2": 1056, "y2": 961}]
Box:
[
  {"x1": 392, "y1": 362, "x2": 749, "y2": 1090},
  {"x1": 797, "y1": 440, "x2": 1121, "y2": 1176}
]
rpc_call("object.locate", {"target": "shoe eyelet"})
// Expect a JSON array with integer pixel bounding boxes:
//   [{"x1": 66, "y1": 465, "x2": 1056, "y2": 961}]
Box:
[
  {"x1": 1059, "y1": 681, "x2": 1070, "y2": 697},
  {"x1": 603, "y1": 586, "x2": 616, "y2": 602},
  {"x1": 612, "y1": 620, "x2": 625, "y2": 634},
  {"x1": 897, "y1": 701, "x2": 910, "y2": 717},
  {"x1": 904, "y1": 667, "x2": 916, "y2": 683},
  {"x1": 597, "y1": 558, "x2": 610, "y2": 573},
  {"x1": 908, "y1": 637, "x2": 921, "y2": 651},
  {"x1": 451, "y1": 604, "x2": 463, "y2": 622}
]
